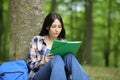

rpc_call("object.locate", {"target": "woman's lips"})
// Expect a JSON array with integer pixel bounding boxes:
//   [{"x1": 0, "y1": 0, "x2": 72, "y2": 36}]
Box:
[{"x1": 55, "y1": 33, "x2": 59, "y2": 35}]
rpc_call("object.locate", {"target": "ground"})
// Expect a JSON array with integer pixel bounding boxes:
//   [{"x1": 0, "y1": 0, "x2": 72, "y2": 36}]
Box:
[{"x1": 84, "y1": 66, "x2": 120, "y2": 80}]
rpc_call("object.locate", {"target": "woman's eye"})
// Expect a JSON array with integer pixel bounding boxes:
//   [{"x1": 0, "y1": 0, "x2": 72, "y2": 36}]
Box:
[
  {"x1": 51, "y1": 25, "x2": 56, "y2": 28},
  {"x1": 58, "y1": 25, "x2": 62, "y2": 28},
  {"x1": 51, "y1": 25, "x2": 62, "y2": 28}
]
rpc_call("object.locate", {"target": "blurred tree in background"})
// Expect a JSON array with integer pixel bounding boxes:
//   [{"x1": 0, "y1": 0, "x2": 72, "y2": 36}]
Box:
[
  {"x1": 0, "y1": 0, "x2": 120, "y2": 68},
  {"x1": 0, "y1": 0, "x2": 9, "y2": 62}
]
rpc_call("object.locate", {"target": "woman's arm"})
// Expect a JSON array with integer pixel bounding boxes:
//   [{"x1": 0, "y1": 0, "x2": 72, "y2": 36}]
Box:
[{"x1": 27, "y1": 36, "x2": 42, "y2": 71}]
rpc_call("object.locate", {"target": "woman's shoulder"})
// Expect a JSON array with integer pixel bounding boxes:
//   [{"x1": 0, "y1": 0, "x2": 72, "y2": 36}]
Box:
[
  {"x1": 32, "y1": 35, "x2": 44, "y2": 39},
  {"x1": 31, "y1": 35, "x2": 44, "y2": 42}
]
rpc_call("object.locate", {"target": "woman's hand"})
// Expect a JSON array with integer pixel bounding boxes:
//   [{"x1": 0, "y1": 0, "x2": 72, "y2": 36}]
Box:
[
  {"x1": 40, "y1": 54, "x2": 53, "y2": 66},
  {"x1": 45, "y1": 54, "x2": 53, "y2": 62},
  {"x1": 40, "y1": 60, "x2": 46, "y2": 66}
]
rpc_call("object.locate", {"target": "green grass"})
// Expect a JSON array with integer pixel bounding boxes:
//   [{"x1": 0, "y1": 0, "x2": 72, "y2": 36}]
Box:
[{"x1": 83, "y1": 65, "x2": 120, "y2": 80}]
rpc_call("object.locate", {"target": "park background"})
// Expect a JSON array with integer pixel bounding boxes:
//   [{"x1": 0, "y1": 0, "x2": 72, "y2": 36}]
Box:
[{"x1": 0, "y1": 0, "x2": 120, "y2": 80}]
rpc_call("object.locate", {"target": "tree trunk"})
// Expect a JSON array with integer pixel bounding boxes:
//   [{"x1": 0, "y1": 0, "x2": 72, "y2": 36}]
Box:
[
  {"x1": 113, "y1": 41, "x2": 119, "y2": 68},
  {"x1": 0, "y1": 0, "x2": 4, "y2": 60},
  {"x1": 50, "y1": 0, "x2": 56, "y2": 12},
  {"x1": 104, "y1": 0, "x2": 112, "y2": 67},
  {"x1": 83, "y1": 0, "x2": 93, "y2": 64},
  {"x1": 9, "y1": 0, "x2": 45, "y2": 60},
  {"x1": 70, "y1": 13, "x2": 74, "y2": 40},
  {"x1": 114, "y1": 7, "x2": 120, "y2": 68}
]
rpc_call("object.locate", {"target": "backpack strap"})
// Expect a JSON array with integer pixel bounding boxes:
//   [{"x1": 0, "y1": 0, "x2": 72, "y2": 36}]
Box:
[{"x1": 0, "y1": 71, "x2": 24, "y2": 76}]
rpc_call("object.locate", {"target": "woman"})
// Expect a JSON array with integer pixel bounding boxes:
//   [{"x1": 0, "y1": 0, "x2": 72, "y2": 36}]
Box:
[{"x1": 27, "y1": 12, "x2": 90, "y2": 80}]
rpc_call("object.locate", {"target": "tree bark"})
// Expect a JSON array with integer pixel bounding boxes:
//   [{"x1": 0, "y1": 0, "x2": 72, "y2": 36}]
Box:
[
  {"x1": 104, "y1": 0, "x2": 112, "y2": 67},
  {"x1": 83, "y1": 0, "x2": 93, "y2": 64},
  {"x1": 114, "y1": 5, "x2": 120, "y2": 68},
  {"x1": 50, "y1": 0, "x2": 56, "y2": 12},
  {"x1": 0, "y1": 0, "x2": 4, "y2": 60},
  {"x1": 9, "y1": 0, "x2": 45, "y2": 60}
]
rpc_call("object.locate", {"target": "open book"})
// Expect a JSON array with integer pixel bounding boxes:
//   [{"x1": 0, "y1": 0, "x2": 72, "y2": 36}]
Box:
[{"x1": 50, "y1": 40, "x2": 82, "y2": 57}]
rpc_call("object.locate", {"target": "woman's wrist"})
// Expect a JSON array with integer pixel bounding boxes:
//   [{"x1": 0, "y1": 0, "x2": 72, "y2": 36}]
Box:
[{"x1": 40, "y1": 60, "x2": 46, "y2": 65}]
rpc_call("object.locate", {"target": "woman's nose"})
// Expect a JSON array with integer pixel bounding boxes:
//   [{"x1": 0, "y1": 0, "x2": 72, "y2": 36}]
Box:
[{"x1": 55, "y1": 27, "x2": 59, "y2": 31}]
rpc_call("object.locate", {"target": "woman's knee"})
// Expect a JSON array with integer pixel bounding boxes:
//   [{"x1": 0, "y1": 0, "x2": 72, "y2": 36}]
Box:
[
  {"x1": 63, "y1": 53, "x2": 77, "y2": 63},
  {"x1": 64, "y1": 54, "x2": 75, "y2": 59},
  {"x1": 51, "y1": 55, "x2": 64, "y2": 65}
]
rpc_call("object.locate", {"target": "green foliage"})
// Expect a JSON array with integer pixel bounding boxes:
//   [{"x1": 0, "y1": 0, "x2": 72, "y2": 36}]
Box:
[
  {"x1": 45, "y1": 0, "x2": 120, "y2": 67},
  {"x1": 0, "y1": 0, "x2": 9, "y2": 62}
]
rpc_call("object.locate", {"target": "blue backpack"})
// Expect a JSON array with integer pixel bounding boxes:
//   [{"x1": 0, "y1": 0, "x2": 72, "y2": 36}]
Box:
[{"x1": 0, "y1": 60, "x2": 28, "y2": 80}]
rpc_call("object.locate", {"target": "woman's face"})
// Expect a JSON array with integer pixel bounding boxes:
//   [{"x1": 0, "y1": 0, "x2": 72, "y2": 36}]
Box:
[{"x1": 48, "y1": 19, "x2": 62, "y2": 39}]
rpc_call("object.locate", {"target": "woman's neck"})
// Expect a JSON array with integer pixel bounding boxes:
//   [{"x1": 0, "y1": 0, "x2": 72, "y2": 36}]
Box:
[
  {"x1": 44, "y1": 35, "x2": 56, "y2": 49},
  {"x1": 47, "y1": 35, "x2": 56, "y2": 41}
]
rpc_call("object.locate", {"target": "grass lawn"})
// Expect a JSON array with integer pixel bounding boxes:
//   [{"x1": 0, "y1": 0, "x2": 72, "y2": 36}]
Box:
[{"x1": 83, "y1": 65, "x2": 120, "y2": 80}]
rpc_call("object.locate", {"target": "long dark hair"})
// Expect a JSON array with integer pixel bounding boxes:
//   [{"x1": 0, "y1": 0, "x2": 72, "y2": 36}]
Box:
[{"x1": 39, "y1": 12, "x2": 66, "y2": 39}]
